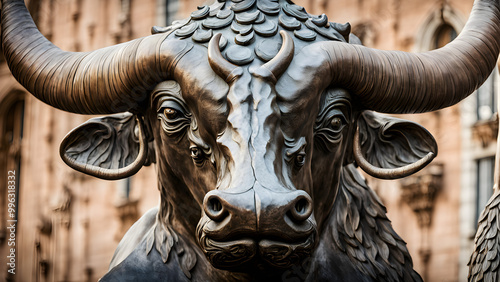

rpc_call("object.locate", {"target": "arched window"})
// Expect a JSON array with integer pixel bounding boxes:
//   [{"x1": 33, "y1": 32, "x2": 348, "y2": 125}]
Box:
[
  {"x1": 414, "y1": 5, "x2": 464, "y2": 52},
  {"x1": 433, "y1": 24, "x2": 457, "y2": 49},
  {"x1": 429, "y1": 21, "x2": 497, "y2": 122}
]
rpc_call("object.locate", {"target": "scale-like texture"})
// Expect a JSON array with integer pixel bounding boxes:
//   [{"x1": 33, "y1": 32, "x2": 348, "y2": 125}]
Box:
[
  {"x1": 153, "y1": 0, "x2": 351, "y2": 65},
  {"x1": 469, "y1": 190, "x2": 500, "y2": 281}
]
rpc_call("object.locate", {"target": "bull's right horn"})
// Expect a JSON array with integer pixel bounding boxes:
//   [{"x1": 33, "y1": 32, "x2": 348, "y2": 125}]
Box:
[
  {"x1": 259, "y1": 30, "x2": 295, "y2": 84},
  {"x1": 1, "y1": 0, "x2": 191, "y2": 114}
]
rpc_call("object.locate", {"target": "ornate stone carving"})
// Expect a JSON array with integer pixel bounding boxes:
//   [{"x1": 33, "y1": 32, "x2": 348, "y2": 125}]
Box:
[
  {"x1": 472, "y1": 114, "x2": 499, "y2": 147},
  {"x1": 400, "y1": 163, "x2": 443, "y2": 281},
  {"x1": 400, "y1": 163, "x2": 443, "y2": 228}
]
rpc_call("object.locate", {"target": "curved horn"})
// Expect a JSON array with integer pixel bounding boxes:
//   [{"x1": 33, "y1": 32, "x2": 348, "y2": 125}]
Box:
[
  {"x1": 260, "y1": 30, "x2": 295, "y2": 83},
  {"x1": 1, "y1": 0, "x2": 189, "y2": 114},
  {"x1": 208, "y1": 33, "x2": 241, "y2": 83},
  {"x1": 316, "y1": 0, "x2": 500, "y2": 113}
]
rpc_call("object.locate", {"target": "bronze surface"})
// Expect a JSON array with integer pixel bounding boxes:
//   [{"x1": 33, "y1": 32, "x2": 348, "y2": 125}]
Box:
[{"x1": 3, "y1": 0, "x2": 500, "y2": 281}]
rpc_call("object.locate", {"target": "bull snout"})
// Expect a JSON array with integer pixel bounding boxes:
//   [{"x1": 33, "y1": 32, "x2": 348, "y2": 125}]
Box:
[
  {"x1": 203, "y1": 190, "x2": 313, "y2": 228},
  {"x1": 197, "y1": 187, "x2": 317, "y2": 269}
]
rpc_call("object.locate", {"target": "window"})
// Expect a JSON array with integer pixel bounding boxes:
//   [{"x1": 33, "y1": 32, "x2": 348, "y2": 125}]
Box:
[
  {"x1": 477, "y1": 69, "x2": 498, "y2": 120},
  {"x1": 433, "y1": 22, "x2": 499, "y2": 121},
  {"x1": 165, "y1": 0, "x2": 180, "y2": 26},
  {"x1": 117, "y1": 177, "x2": 132, "y2": 200},
  {"x1": 475, "y1": 157, "x2": 495, "y2": 224},
  {"x1": 434, "y1": 24, "x2": 457, "y2": 49}
]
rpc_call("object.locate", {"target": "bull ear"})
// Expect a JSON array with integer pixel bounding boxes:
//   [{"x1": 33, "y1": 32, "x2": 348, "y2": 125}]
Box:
[
  {"x1": 353, "y1": 111, "x2": 437, "y2": 179},
  {"x1": 59, "y1": 113, "x2": 151, "y2": 180}
]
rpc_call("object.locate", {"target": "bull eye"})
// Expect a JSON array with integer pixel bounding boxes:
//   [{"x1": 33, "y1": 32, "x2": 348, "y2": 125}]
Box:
[
  {"x1": 164, "y1": 108, "x2": 179, "y2": 120},
  {"x1": 330, "y1": 117, "x2": 343, "y2": 131},
  {"x1": 295, "y1": 152, "x2": 306, "y2": 168},
  {"x1": 190, "y1": 146, "x2": 205, "y2": 165},
  {"x1": 314, "y1": 100, "x2": 351, "y2": 151},
  {"x1": 157, "y1": 99, "x2": 191, "y2": 138}
]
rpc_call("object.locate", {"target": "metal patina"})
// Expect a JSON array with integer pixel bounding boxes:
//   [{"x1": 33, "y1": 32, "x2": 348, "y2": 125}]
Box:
[{"x1": 2, "y1": 0, "x2": 500, "y2": 281}]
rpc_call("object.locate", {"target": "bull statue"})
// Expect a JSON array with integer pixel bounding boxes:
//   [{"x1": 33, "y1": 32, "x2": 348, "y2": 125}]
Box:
[{"x1": 2, "y1": 0, "x2": 500, "y2": 281}]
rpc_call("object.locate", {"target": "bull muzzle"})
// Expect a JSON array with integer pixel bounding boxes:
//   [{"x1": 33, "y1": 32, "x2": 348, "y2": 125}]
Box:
[{"x1": 196, "y1": 185, "x2": 317, "y2": 269}]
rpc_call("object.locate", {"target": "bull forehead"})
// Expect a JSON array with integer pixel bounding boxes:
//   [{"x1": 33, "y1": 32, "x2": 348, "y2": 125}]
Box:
[{"x1": 215, "y1": 65, "x2": 311, "y2": 192}]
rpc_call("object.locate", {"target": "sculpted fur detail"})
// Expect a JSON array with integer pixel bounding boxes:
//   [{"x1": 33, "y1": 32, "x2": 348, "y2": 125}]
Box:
[{"x1": 332, "y1": 165, "x2": 422, "y2": 281}]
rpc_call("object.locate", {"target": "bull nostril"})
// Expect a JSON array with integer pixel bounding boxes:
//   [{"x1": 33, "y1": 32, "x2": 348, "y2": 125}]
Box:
[
  {"x1": 295, "y1": 198, "x2": 308, "y2": 215},
  {"x1": 204, "y1": 195, "x2": 227, "y2": 222},
  {"x1": 289, "y1": 194, "x2": 313, "y2": 222},
  {"x1": 210, "y1": 197, "x2": 222, "y2": 213}
]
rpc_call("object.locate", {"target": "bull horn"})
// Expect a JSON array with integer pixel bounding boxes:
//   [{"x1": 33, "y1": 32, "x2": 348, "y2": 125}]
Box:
[
  {"x1": 1, "y1": 0, "x2": 190, "y2": 114},
  {"x1": 317, "y1": 0, "x2": 500, "y2": 114},
  {"x1": 208, "y1": 33, "x2": 241, "y2": 83},
  {"x1": 260, "y1": 30, "x2": 295, "y2": 83}
]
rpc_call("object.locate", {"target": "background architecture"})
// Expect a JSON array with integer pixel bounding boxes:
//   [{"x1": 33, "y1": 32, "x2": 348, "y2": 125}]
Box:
[{"x1": 0, "y1": 0, "x2": 496, "y2": 281}]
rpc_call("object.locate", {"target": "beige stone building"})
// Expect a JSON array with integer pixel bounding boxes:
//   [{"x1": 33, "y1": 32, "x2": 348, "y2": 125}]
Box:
[{"x1": 0, "y1": 0, "x2": 496, "y2": 281}]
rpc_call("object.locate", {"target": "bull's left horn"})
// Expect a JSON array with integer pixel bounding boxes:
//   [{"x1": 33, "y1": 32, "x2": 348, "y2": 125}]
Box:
[
  {"x1": 315, "y1": 0, "x2": 500, "y2": 114},
  {"x1": 208, "y1": 33, "x2": 241, "y2": 83},
  {"x1": 1, "y1": 0, "x2": 190, "y2": 114}
]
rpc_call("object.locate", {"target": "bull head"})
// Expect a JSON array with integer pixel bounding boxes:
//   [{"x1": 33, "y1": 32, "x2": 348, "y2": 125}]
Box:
[{"x1": 2, "y1": 0, "x2": 500, "y2": 279}]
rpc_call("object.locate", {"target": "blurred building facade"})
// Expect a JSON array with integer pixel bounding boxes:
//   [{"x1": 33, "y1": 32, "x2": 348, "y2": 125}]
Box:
[{"x1": 0, "y1": 0, "x2": 496, "y2": 281}]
